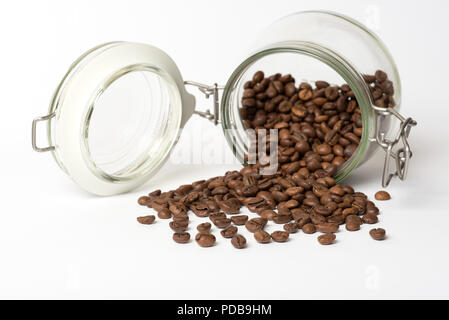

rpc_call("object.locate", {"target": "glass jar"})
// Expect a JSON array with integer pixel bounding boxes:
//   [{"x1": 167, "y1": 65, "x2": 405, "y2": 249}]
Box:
[{"x1": 32, "y1": 11, "x2": 416, "y2": 196}]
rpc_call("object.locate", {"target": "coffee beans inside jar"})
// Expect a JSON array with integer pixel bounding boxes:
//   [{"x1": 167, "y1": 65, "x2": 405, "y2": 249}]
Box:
[{"x1": 137, "y1": 71, "x2": 394, "y2": 247}]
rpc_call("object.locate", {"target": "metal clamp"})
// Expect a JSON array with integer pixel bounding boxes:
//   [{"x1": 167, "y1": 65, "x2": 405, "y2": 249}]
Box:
[
  {"x1": 184, "y1": 81, "x2": 224, "y2": 125},
  {"x1": 374, "y1": 106, "x2": 417, "y2": 187},
  {"x1": 32, "y1": 112, "x2": 55, "y2": 152}
]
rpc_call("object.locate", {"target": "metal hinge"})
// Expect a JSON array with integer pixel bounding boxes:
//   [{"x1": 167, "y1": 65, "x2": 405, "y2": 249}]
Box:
[
  {"x1": 374, "y1": 105, "x2": 417, "y2": 187},
  {"x1": 184, "y1": 81, "x2": 224, "y2": 125}
]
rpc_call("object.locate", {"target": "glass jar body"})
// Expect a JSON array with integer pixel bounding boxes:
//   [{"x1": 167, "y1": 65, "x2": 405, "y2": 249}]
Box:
[{"x1": 221, "y1": 11, "x2": 402, "y2": 183}]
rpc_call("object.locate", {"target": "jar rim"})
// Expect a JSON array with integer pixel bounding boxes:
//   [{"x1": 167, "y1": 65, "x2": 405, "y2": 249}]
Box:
[{"x1": 46, "y1": 42, "x2": 189, "y2": 195}]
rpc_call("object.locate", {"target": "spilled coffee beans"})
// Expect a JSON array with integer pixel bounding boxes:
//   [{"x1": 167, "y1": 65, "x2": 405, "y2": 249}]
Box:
[{"x1": 138, "y1": 71, "x2": 394, "y2": 248}]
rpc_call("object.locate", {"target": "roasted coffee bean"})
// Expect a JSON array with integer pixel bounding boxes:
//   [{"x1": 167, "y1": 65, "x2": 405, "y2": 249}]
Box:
[
  {"x1": 173, "y1": 232, "x2": 190, "y2": 244},
  {"x1": 169, "y1": 220, "x2": 188, "y2": 232},
  {"x1": 213, "y1": 218, "x2": 232, "y2": 229},
  {"x1": 315, "y1": 223, "x2": 339, "y2": 233},
  {"x1": 157, "y1": 208, "x2": 172, "y2": 219},
  {"x1": 172, "y1": 214, "x2": 189, "y2": 222},
  {"x1": 231, "y1": 215, "x2": 249, "y2": 225},
  {"x1": 169, "y1": 203, "x2": 187, "y2": 216},
  {"x1": 148, "y1": 189, "x2": 162, "y2": 197},
  {"x1": 259, "y1": 209, "x2": 276, "y2": 221},
  {"x1": 197, "y1": 222, "x2": 211, "y2": 232},
  {"x1": 254, "y1": 230, "x2": 271, "y2": 243},
  {"x1": 195, "y1": 232, "x2": 216, "y2": 247},
  {"x1": 272, "y1": 213, "x2": 292, "y2": 224},
  {"x1": 138, "y1": 196, "x2": 151, "y2": 206},
  {"x1": 318, "y1": 233, "x2": 336, "y2": 245},
  {"x1": 327, "y1": 214, "x2": 345, "y2": 225},
  {"x1": 150, "y1": 199, "x2": 168, "y2": 212},
  {"x1": 271, "y1": 231, "x2": 289, "y2": 243},
  {"x1": 362, "y1": 213, "x2": 379, "y2": 224},
  {"x1": 375, "y1": 190, "x2": 391, "y2": 201},
  {"x1": 302, "y1": 223, "x2": 316, "y2": 234},
  {"x1": 366, "y1": 206, "x2": 380, "y2": 215},
  {"x1": 346, "y1": 220, "x2": 361, "y2": 232},
  {"x1": 137, "y1": 215, "x2": 155, "y2": 225},
  {"x1": 231, "y1": 234, "x2": 247, "y2": 249},
  {"x1": 245, "y1": 218, "x2": 268, "y2": 232},
  {"x1": 314, "y1": 205, "x2": 332, "y2": 217},
  {"x1": 369, "y1": 228, "x2": 386, "y2": 240},
  {"x1": 284, "y1": 222, "x2": 299, "y2": 234},
  {"x1": 209, "y1": 212, "x2": 226, "y2": 222},
  {"x1": 221, "y1": 226, "x2": 238, "y2": 238},
  {"x1": 346, "y1": 215, "x2": 362, "y2": 225},
  {"x1": 191, "y1": 202, "x2": 210, "y2": 217},
  {"x1": 329, "y1": 185, "x2": 345, "y2": 196},
  {"x1": 219, "y1": 198, "x2": 241, "y2": 214},
  {"x1": 310, "y1": 214, "x2": 326, "y2": 224}
]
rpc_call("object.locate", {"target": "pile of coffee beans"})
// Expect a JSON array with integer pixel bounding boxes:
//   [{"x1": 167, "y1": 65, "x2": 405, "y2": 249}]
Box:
[{"x1": 137, "y1": 71, "x2": 392, "y2": 247}]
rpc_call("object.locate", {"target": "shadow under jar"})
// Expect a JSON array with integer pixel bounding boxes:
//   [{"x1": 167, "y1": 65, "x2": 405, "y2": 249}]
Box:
[{"x1": 32, "y1": 11, "x2": 416, "y2": 196}]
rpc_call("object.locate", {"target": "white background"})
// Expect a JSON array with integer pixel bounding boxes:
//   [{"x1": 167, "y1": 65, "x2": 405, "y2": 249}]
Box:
[{"x1": 1, "y1": 0, "x2": 449, "y2": 299}]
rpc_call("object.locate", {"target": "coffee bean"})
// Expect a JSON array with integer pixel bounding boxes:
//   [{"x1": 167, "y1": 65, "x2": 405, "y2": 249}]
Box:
[
  {"x1": 221, "y1": 226, "x2": 238, "y2": 238},
  {"x1": 329, "y1": 185, "x2": 345, "y2": 196},
  {"x1": 327, "y1": 214, "x2": 345, "y2": 225},
  {"x1": 173, "y1": 232, "x2": 190, "y2": 244},
  {"x1": 254, "y1": 230, "x2": 271, "y2": 243},
  {"x1": 231, "y1": 234, "x2": 247, "y2": 249},
  {"x1": 302, "y1": 223, "x2": 316, "y2": 234},
  {"x1": 271, "y1": 231, "x2": 289, "y2": 243},
  {"x1": 209, "y1": 212, "x2": 226, "y2": 223},
  {"x1": 315, "y1": 80, "x2": 329, "y2": 89},
  {"x1": 257, "y1": 209, "x2": 274, "y2": 221},
  {"x1": 169, "y1": 220, "x2": 188, "y2": 232},
  {"x1": 253, "y1": 71, "x2": 264, "y2": 83},
  {"x1": 346, "y1": 215, "x2": 362, "y2": 225},
  {"x1": 366, "y1": 206, "x2": 380, "y2": 215},
  {"x1": 284, "y1": 222, "x2": 299, "y2": 233},
  {"x1": 362, "y1": 213, "x2": 379, "y2": 224},
  {"x1": 346, "y1": 221, "x2": 361, "y2": 231},
  {"x1": 315, "y1": 223, "x2": 339, "y2": 233},
  {"x1": 318, "y1": 233, "x2": 336, "y2": 245},
  {"x1": 148, "y1": 189, "x2": 162, "y2": 197},
  {"x1": 369, "y1": 228, "x2": 386, "y2": 240},
  {"x1": 169, "y1": 203, "x2": 187, "y2": 216},
  {"x1": 173, "y1": 214, "x2": 188, "y2": 222},
  {"x1": 197, "y1": 222, "x2": 211, "y2": 232},
  {"x1": 375, "y1": 70, "x2": 388, "y2": 82},
  {"x1": 137, "y1": 215, "x2": 155, "y2": 225},
  {"x1": 195, "y1": 232, "x2": 216, "y2": 247},
  {"x1": 230, "y1": 215, "x2": 248, "y2": 226},
  {"x1": 213, "y1": 218, "x2": 232, "y2": 229},
  {"x1": 138, "y1": 196, "x2": 151, "y2": 206},
  {"x1": 375, "y1": 190, "x2": 391, "y2": 201},
  {"x1": 245, "y1": 218, "x2": 268, "y2": 232},
  {"x1": 219, "y1": 198, "x2": 241, "y2": 214},
  {"x1": 157, "y1": 208, "x2": 172, "y2": 219},
  {"x1": 272, "y1": 213, "x2": 292, "y2": 224}
]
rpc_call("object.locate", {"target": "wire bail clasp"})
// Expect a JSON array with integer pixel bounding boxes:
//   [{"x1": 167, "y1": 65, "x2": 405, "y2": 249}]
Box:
[
  {"x1": 374, "y1": 106, "x2": 417, "y2": 187},
  {"x1": 184, "y1": 81, "x2": 224, "y2": 125},
  {"x1": 32, "y1": 112, "x2": 56, "y2": 152}
]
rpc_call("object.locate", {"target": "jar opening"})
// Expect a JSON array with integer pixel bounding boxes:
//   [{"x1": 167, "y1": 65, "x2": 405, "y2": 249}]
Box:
[
  {"x1": 221, "y1": 42, "x2": 373, "y2": 182},
  {"x1": 83, "y1": 65, "x2": 182, "y2": 182}
]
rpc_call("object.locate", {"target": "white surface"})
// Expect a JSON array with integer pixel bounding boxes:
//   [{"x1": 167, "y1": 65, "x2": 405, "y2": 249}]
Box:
[{"x1": 1, "y1": 0, "x2": 449, "y2": 299}]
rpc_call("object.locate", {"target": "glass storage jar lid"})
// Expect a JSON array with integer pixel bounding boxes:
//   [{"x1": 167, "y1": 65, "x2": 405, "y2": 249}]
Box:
[{"x1": 32, "y1": 42, "x2": 196, "y2": 195}]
